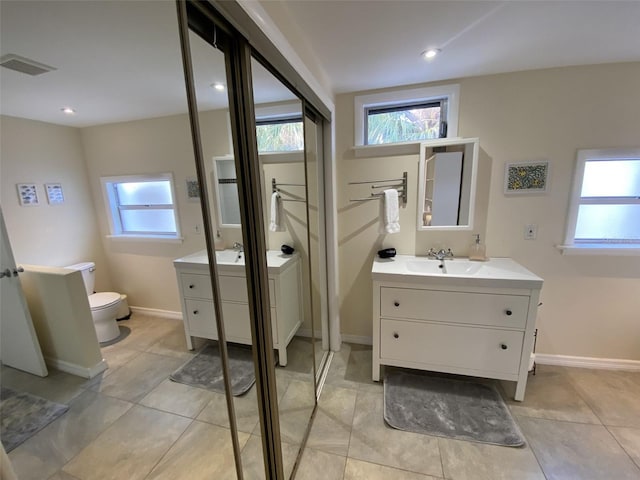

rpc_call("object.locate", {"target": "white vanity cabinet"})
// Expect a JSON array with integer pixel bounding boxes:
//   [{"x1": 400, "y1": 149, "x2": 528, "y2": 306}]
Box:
[
  {"x1": 174, "y1": 250, "x2": 302, "y2": 366},
  {"x1": 372, "y1": 256, "x2": 542, "y2": 401}
]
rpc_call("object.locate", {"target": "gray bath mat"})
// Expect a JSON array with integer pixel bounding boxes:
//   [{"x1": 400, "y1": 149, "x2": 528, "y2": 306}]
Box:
[
  {"x1": 170, "y1": 342, "x2": 255, "y2": 396},
  {"x1": 0, "y1": 387, "x2": 69, "y2": 452},
  {"x1": 383, "y1": 370, "x2": 525, "y2": 447}
]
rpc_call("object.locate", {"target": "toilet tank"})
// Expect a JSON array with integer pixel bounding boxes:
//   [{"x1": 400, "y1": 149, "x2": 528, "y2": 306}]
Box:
[{"x1": 65, "y1": 262, "x2": 96, "y2": 296}]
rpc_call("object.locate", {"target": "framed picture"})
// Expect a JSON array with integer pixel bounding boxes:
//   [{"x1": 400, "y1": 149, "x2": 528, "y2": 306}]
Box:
[
  {"x1": 186, "y1": 177, "x2": 200, "y2": 202},
  {"x1": 45, "y1": 183, "x2": 65, "y2": 205},
  {"x1": 504, "y1": 161, "x2": 549, "y2": 194},
  {"x1": 17, "y1": 183, "x2": 39, "y2": 206}
]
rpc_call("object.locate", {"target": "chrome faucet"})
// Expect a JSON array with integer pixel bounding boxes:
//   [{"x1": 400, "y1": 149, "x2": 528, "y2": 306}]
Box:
[
  {"x1": 427, "y1": 248, "x2": 453, "y2": 261},
  {"x1": 232, "y1": 242, "x2": 244, "y2": 252}
]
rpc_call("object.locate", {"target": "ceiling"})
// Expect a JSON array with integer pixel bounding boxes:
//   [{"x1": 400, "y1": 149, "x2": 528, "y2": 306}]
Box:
[
  {"x1": 1, "y1": 1, "x2": 639, "y2": 128},
  {"x1": 278, "y1": 0, "x2": 640, "y2": 94}
]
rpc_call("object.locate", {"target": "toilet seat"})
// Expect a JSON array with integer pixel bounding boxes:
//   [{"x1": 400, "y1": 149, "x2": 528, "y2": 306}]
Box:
[{"x1": 89, "y1": 292, "x2": 121, "y2": 311}]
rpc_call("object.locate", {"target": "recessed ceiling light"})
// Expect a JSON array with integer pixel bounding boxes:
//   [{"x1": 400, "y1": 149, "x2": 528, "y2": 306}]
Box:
[
  {"x1": 422, "y1": 49, "x2": 440, "y2": 60},
  {"x1": 61, "y1": 107, "x2": 75, "y2": 115},
  {"x1": 211, "y1": 82, "x2": 225, "y2": 91}
]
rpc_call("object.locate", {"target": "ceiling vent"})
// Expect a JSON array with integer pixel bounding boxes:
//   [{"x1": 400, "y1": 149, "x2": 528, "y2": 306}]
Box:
[{"x1": 0, "y1": 54, "x2": 56, "y2": 76}]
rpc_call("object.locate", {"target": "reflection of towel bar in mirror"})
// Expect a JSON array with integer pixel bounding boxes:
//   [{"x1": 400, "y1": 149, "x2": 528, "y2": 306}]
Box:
[
  {"x1": 272, "y1": 177, "x2": 306, "y2": 202},
  {"x1": 348, "y1": 171, "x2": 407, "y2": 205}
]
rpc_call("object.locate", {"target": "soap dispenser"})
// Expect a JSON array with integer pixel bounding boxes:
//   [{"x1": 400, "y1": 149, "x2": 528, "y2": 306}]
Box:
[{"x1": 469, "y1": 234, "x2": 487, "y2": 261}]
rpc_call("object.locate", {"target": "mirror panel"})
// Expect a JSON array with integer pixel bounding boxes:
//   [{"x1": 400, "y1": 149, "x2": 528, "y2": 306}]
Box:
[
  {"x1": 417, "y1": 137, "x2": 479, "y2": 230},
  {"x1": 185, "y1": 27, "x2": 265, "y2": 478},
  {"x1": 250, "y1": 58, "x2": 314, "y2": 478}
]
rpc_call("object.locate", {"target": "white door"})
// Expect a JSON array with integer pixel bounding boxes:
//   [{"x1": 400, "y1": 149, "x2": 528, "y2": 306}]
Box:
[{"x1": 0, "y1": 206, "x2": 48, "y2": 376}]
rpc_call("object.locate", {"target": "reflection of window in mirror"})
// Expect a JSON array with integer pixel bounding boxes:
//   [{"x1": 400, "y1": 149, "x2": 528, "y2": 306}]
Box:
[
  {"x1": 417, "y1": 138, "x2": 479, "y2": 231},
  {"x1": 256, "y1": 115, "x2": 303, "y2": 152}
]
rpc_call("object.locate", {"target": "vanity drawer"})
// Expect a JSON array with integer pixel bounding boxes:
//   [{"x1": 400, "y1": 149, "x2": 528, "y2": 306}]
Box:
[
  {"x1": 185, "y1": 298, "x2": 217, "y2": 338},
  {"x1": 181, "y1": 274, "x2": 212, "y2": 300},
  {"x1": 184, "y1": 299, "x2": 277, "y2": 344},
  {"x1": 380, "y1": 287, "x2": 529, "y2": 329},
  {"x1": 380, "y1": 318, "x2": 523, "y2": 376},
  {"x1": 219, "y1": 276, "x2": 276, "y2": 305},
  {"x1": 222, "y1": 303, "x2": 278, "y2": 344}
]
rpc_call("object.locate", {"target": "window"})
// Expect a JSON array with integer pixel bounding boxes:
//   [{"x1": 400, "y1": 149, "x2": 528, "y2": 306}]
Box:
[
  {"x1": 563, "y1": 148, "x2": 640, "y2": 253},
  {"x1": 256, "y1": 116, "x2": 303, "y2": 152},
  {"x1": 101, "y1": 173, "x2": 181, "y2": 239},
  {"x1": 354, "y1": 84, "x2": 460, "y2": 147},
  {"x1": 365, "y1": 100, "x2": 446, "y2": 145}
]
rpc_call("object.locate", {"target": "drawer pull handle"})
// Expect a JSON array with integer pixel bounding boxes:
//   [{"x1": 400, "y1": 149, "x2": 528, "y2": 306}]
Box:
[
  {"x1": 500, "y1": 343, "x2": 508, "y2": 350},
  {"x1": 193, "y1": 310, "x2": 199, "y2": 315},
  {"x1": 505, "y1": 309, "x2": 513, "y2": 316},
  {"x1": 393, "y1": 332, "x2": 399, "y2": 339},
  {"x1": 394, "y1": 301, "x2": 400, "y2": 307},
  {"x1": 189, "y1": 284, "x2": 195, "y2": 289}
]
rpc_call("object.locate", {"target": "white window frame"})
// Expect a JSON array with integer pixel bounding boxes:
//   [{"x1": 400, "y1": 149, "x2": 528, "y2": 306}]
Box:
[
  {"x1": 100, "y1": 173, "x2": 182, "y2": 242},
  {"x1": 560, "y1": 147, "x2": 640, "y2": 255},
  {"x1": 354, "y1": 84, "x2": 460, "y2": 154}
]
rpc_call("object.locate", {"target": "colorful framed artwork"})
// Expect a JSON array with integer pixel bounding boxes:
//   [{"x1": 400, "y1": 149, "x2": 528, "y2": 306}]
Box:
[
  {"x1": 186, "y1": 177, "x2": 200, "y2": 202},
  {"x1": 504, "y1": 161, "x2": 549, "y2": 194},
  {"x1": 17, "y1": 183, "x2": 39, "y2": 206},
  {"x1": 45, "y1": 183, "x2": 65, "y2": 205}
]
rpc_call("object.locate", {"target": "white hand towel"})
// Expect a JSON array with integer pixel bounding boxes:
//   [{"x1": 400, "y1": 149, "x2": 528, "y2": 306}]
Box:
[
  {"x1": 383, "y1": 189, "x2": 400, "y2": 234},
  {"x1": 269, "y1": 191, "x2": 285, "y2": 232}
]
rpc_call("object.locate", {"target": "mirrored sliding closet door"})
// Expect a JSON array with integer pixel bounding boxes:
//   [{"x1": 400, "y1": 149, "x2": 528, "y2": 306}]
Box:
[{"x1": 178, "y1": 1, "x2": 331, "y2": 478}]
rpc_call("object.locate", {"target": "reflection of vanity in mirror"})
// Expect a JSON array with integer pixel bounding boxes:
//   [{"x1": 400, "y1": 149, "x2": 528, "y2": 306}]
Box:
[
  {"x1": 173, "y1": 249, "x2": 302, "y2": 366},
  {"x1": 417, "y1": 137, "x2": 479, "y2": 230}
]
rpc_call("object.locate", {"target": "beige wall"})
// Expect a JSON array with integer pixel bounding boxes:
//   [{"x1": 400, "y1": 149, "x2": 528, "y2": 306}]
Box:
[
  {"x1": 0, "y1": 116, "x2": 112, "y2": 290},
  {"x1": 80, "y1": 112, "x2": 221, "y2": 312},
  {"x1": 336, "y1": 62, "x2": 640, "y2": 360}
]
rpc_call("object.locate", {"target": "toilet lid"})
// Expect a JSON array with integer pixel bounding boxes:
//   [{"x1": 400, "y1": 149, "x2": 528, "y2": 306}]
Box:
[{"x1": 89, "y1": 292, "x2": 121, "y2": 310}]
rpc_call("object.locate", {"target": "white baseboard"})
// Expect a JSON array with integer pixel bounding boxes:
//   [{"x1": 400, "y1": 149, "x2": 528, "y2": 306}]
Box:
[
  {"x1": 130, "y1": 306, "x2": 182, "y2": 321},
  {"x1": 535, "y1": 353, "x2": 640, "y2": 371},
  {"x1": 340, "y1": 334, "x2": 373, "y2": 346},
  {"x1": 45, "y1": 357, "x2": 108, "y2": 379}
]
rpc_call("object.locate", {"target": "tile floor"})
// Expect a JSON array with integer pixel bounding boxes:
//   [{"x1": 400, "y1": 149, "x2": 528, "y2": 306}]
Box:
[
  {"x1": 3, "y1": 313, "x2": 315, "y2": 480},
  {"x1": 296, "y1": 343, "x2": 640, "y2": 480},
  {"x1": 3, "y1": 315, "x2": 640, "y2": 480}
]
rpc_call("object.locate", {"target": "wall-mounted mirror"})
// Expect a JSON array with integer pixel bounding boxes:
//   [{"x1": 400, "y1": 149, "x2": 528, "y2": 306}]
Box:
[
  {"x1": 211, "y1": 155, "x2": 241, "y2": 227},
  {"x1": 417, "y1": 137, "x2": 479, "y2": 230}
]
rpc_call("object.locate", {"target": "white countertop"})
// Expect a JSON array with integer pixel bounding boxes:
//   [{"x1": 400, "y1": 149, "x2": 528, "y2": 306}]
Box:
[
  {"x1": 174, "y1": 249, "x2": 298, "y2": 274},
  {"x1": 372, "y1": 255, "x2": 543, "y2": 289}
]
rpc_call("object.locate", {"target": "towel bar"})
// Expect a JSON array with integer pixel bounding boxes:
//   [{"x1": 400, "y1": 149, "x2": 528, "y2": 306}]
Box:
[{"x1": 349, "y1": 171, "x2": 407, "y2": 205}]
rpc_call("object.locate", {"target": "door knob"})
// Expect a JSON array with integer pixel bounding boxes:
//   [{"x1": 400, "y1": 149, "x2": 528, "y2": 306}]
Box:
[
  {"x1": 393, "y1": 332, "x2": 399, "y2": 339},
  {"x1": 0, "y1": 268, "x2": 12, "y2": 278},
  {"x1": 189, "y1": 284, "x2": 195, "y2": 289},
  {"x1": 12, "y1": 266, "x2": 24, "y2": 276},
  {"x1": 505, "y1": 309, "x2": 513, "y2": 316},
  {"x1": 193, "y1": 310, "x2": 199, "y2": 315},
  {"x1": 500, "y1": 343, "x2": 508, "y2": 350},
  {"x1": 393, "y1": 301, "x2": 400, "y2": 307}
]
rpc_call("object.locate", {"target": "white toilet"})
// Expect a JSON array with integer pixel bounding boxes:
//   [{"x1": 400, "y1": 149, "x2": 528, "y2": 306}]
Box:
[{"x1": 65, "y1": 262, "x2": 122, "y2": 343}]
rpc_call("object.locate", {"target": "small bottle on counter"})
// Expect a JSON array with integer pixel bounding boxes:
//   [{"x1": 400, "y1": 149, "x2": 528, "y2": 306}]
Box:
[{"x1": 469, "y1": 233, "x2": 487, "y2": 261}]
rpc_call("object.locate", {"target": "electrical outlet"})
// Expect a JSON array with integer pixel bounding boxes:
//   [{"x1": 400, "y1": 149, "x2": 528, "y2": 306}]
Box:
[{"x1": 524, "y1": 224, "x2": 537, "y2": 240}]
